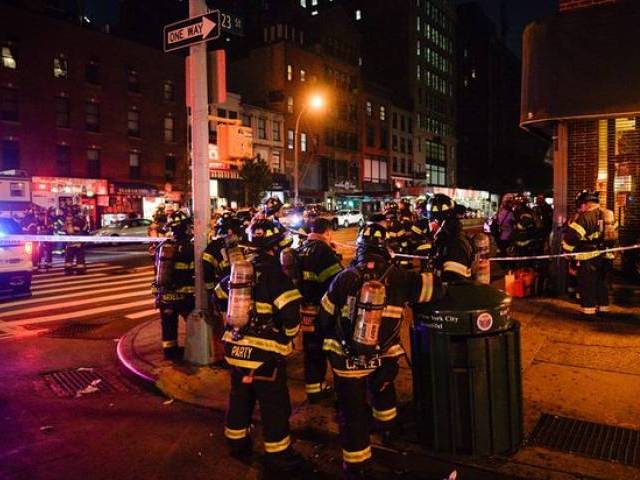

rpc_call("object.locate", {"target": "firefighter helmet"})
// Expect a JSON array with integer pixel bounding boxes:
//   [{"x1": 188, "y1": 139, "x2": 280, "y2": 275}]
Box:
[
  {"x1": 263, "y1": 197, "x2": 284, "y2": 217},
  {"x1": 575, "y1": 190, "x2": 599, "y2": 207},
  {"x1": 247, "y1": 219, "x2": 285, "y2": 250},
  {"x1": 167, "y1": 211, "x2": 192, "y2": 238},
  {"x1": 216, "y1": 215, "x2": 243, "y2": 237},
  {"x1": 426, "y1": 194, "x2": 455, "y2": 222},
  {"x1": 356, "y1": 223, "x2": 387, "y2": 250}
]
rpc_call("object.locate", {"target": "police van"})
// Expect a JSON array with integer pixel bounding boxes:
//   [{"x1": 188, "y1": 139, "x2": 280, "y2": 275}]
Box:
[{"x1": 0, "y1": 218, "x2": 32, "y2": 299}]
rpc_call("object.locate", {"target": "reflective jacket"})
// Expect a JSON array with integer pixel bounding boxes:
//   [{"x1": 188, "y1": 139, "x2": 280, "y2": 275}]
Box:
[
  {"x1": 214, "y1": 252, "x2": 302, "y2": 370},
  {"x1": 432, "y1": 218, "x2": 473, "y2": 281},
  {"x1": 152, "y1": 238, "x2": 195, "y2": 302},
  {"x1": 298, "y1": 236, "x2": 342, "y2": 305},
  {"x1": 202, "y1": 236, "x2": 240, "y2": 291},
  {"x1": 562, "y1": 207, "x2": 617, "y2": 261},
  {"x1": 318, "y1": 255, "x2": 438, "y2": 378}
]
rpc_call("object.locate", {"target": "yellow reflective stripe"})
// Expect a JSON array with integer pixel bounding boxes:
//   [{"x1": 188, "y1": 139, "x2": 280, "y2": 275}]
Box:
[
  {"x1": 318, "y1": 263, "x2": 342, "y2": 282},
  {"x1": 515, "y1": 240, "x2": 532, "y2": 246},
  {"x1": 177, "y1": 286, "x2": 195, "y2": 293},
  {"x1": 416, "y1": 243, "x2": 432, "y2": 251},
  {"x1": 383, "y1": 344, "x2": 405, "y2": 357},
  {"x1": 569, "y1": 222, "x2": 586, "y2": 239},
  {"x1": 224, "y1": 427, "x2": 248, "y2": 440},
  {"x1": 303, "y1": 271, "x2": 320, "y2": 282},
  {"x1": 202, "y1": 252, "x2": 217, "y2": 266},
  {"x1": 373, "y1": 407, "x2": 397, "y2": 422},
  {"x1": 382, "y1": 305, "x2": 403, "y2": 318},
  {"x1": 419, "y1": 272, "x2": 434, "y2": 302},
  {"x1": 220, "y1": 259, "x2": 230, "y2": 269},
  {"x1": 175, "y1": 261, "x2": 195, "y2": 270},
  {"x1": 224, "y1": 357, "x2": 264, "y2": 369},
  {"x1": 162, "y1": 340, "x2": 177, "y2": 348},
  {"x1": 411, "y1": 225, "x2": 423, "y2": 235},
  {"x1": 587, "y1": 231, "x2": 601, "y2": 241},
  {"x1": 205, "y1": 281, "x2": 215, "y2": 289},
  {"x1": 255, "y1": 302, "x2": 273, "y2": 314},
  {"x1": 222, "y1": 331, "x2": 293, "y2": 356},
  {"x1": 343, "y1": 446, "x2": 372, "y2": 463},
  {"x1": 321, "y1": 294, "x2": 335, "y2": 315},
  {"x1": 332, "y1": 368, "x2": 374, "y2": 378},
  {"x1": 273, "y1": 289, "x2": 303, "y2": 310},
  {"x1": 305, "y1": 383, "x2": 322, "y2": 394},
  {"x1": 581, "y1": 307, "x2": 597, "y2": 315},
  {"x1": 264, "y1": 435, "x2": 291, "y2": 453},
  {"x1": 215, "y1": 284, "x2": 228, "y2": 299},
  {"x1": 285, "y1": 324, "x2": 300, "y2": 337},
  {"x1": 575, "y1": 251, "x2": 602, "y2": 261},
  {"x1": 323, "y1": 338, "x2": 346, "y2": 356},
  {"x1": 340, "y1": 305, "x2": 350, "y2": 317},
  {"x1": 561, "y1": 241, "x2": 575, "y2": 252},
  {"x1": 443, "y1": 261, "x2": 471, "y2": 278}
]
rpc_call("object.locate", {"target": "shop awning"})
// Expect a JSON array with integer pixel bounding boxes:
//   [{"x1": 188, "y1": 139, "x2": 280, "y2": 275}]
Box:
[
  {"x1": 110, "y1": 182, "x2": 159, "y2": 197},
  {"x1": 521, "y1": 2, "x2": 640, "y2": 127}
]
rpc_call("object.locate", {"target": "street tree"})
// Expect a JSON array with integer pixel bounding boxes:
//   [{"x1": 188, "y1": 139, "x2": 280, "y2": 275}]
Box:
[{"x1": 239, "y1": 154, "x2": 273, "y2": 207}]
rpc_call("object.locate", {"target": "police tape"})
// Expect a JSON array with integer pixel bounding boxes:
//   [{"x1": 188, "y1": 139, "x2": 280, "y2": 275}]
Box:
[{"x1": 0, "y1": 234, "x2": 166, "y2": 244}]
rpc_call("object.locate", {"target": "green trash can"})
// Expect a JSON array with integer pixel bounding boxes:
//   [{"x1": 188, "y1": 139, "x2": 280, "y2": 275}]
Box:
[{"x1": 411, "y1": 281, "x2": 523, "y2": 456}]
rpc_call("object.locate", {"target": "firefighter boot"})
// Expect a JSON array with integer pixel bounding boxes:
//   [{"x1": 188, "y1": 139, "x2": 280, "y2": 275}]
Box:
[
  {"x1": 228, "y1": 436, "x2": 253, "y2": 464},
  {"x1": 263, "y1": 446, "x2": 306, "y2": 474},
  {"x1": 163, "y1": 346, "x2": 184, "y2": 361}
]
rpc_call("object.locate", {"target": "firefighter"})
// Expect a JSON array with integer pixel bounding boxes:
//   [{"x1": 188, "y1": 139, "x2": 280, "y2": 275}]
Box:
[
  {"x1": 318, "y1": 222, "x2": 440, "y2": 479},
  {"x1": 294, "y1": 217, "x2": 342, "y2": 402},
  {"x1": 152, "y1": 214, "x2": 195, "y2": 360},
  {"x1": 397, "y1": 198, "x2": 413, "y2": 222},
  {"x1": 426, "y1": 194, "x2": 474, "y2": 282},
  {"x1": 64, "y1": 205, "x2": 88, "y2": 275},
  {"x1": 511, "y1": 195, "x2": 539, "y2": 262},
  {"x1": 214, "y1": 219, "x2": 306, "y2": 473},
  {"x1": 562, "y1": 190, "x2": 617, "y2": 317},
  {"x1": 36, "y1": 210, "x2": 53, "y2": 270},
  {"x1": 203, "y1": 213, "x2": 244, "y2": 293},
  {"x1": 409, "y1": 199, "x2": 434, "y2": 259}
]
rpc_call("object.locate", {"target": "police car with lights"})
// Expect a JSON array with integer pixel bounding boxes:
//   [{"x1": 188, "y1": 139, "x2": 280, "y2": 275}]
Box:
[{"x1": 0, "y1": 218, "x2": 32, "y2": 299}]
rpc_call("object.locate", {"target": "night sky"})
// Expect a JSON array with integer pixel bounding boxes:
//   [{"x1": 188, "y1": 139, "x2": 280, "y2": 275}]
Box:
[{"x1": 454, "y1": 0, "x2": 558, "y2": 55}]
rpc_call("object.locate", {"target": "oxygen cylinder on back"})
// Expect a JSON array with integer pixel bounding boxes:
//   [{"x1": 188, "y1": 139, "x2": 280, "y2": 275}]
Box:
[
  {"x1": 155, "y1": 242, "x2": 176, "y2": 288},
  {"x1": 472, "y1": 233, "x2": 491, "y2": 285},
  {"x1": 352, "y1": 280, "x2": 386, "y2": 355},
  {"x1": 226, "y1": 259, "x2": 254, "y2": 331},
  {"x1": 225, "y1": 245, "x2": 245, "y2": 265}
]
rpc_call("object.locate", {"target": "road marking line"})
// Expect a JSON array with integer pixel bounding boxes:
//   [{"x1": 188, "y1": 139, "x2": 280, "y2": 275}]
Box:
[
  {"x1": 33, "y1": 272, "x2": 109, "y2": 285},
  {"x1": 30, "y1": 274, "x2": 154, "y2": 295},
  {"x1": 0, "y1": 290, "x2": 151, "y2": 319},
  {"x1": 32, "y1": 269, "x2": 153, "y2": 290},
  {"x1": 31, "y1": 266, "x2": 124, "y2": 283},
  {"x1": 125, "y1": 308, "x2": 158, "y2": 319},
  {"x1": 0, "y1": 281, "x2": 152, "y2": 310},
  {"x1": 7, "y1": 299, "x2": 155, "y2": 327},
  {"x1": 33, "y1": 262, "x2": 109, "y2": 274}
]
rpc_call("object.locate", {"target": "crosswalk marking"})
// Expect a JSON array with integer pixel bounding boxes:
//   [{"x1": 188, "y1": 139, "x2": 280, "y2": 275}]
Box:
[
  {"x1": 32, "y1": 272, "x2": 108, "y2": 285},
  {"x1": 5, "y1": 298, "x2": 155, "y2": 327},
  {"x1": 33, "y1": 262, "x2": 109, "y2": 274},
  {"x1": 0, "y1": 280, "x2": 151, "y2": 310},
  {"x1": 0, "y1": 290, "x2": 151, "y2": 319},
  {"x1": 32, "y1": 270, "x2": 153, "y2": 291},
  {"x1": 30, "y1": 275, "x2": 153, "y2": 296},
  {"x1": 31, "y1": 266, "x2": 124, "y2": 283},
  {"x1": 125, "y1": 308, "x2": 158, "y2": 319}
]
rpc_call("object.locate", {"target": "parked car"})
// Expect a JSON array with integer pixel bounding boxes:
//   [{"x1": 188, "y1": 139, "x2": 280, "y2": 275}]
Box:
[
  {"x1": 0, "y1": 217, "x2": 32, "y2": 299},
  {"x1": 336, "y1": 209, "x2": 364, "y2": 228},
  {"x1": 93, "y1": 218, "x2": 153, "y2": 238}
]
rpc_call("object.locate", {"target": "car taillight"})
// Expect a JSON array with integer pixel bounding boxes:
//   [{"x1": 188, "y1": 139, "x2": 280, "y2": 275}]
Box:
[{"x1": 24, "y1": 242, "x2": 33, "y2": 255}]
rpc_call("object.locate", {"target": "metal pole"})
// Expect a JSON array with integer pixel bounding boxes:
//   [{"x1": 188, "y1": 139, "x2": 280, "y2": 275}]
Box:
[
  {"x1": 293, "y1": 106, "x2": 307, "y2": 206},
  {"x1": 185, "y1": 0, "x2": 213, "y2": 365}
]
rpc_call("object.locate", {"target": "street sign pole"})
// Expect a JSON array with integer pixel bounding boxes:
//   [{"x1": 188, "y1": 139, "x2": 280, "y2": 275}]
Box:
[{"x1": 184, "y1": 0, "x2": 213, "y2": 365}]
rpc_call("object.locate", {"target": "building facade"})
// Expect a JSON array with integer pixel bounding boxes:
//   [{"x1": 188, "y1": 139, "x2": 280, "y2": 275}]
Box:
[{"x1": 0, "y1": 4, "x2": 187, "y2": 225}]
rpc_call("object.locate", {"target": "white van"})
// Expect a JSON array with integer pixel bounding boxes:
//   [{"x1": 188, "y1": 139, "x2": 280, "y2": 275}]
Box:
[{"x1": 0, "y1": 218, "x2": 32, "y2": 299}]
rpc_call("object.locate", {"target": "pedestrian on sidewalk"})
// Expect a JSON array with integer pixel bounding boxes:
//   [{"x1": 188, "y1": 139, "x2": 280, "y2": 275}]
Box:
[{"x1": 213, "y1": 219, "x2": 306, "y2": 474}]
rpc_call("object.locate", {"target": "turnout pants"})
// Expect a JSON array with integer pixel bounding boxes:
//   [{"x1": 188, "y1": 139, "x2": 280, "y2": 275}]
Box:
[
  {"x1": 36, "y1": 242, "x2": 52, "y2": 268},
  {"x1": 224, "y1": 360, "x2": 293, "y2": 458},
  {"x1": 64, "y1": 243, "x2": 85, "y2": 273},
  {"x1": 302, "y1": 330, "x2": 328, "y2": 395},
  {"x1": 159, "y1": 296, "x2": 195, "y2": 349},
  {"x1": 333, "y1": 358, "x2": 399, "y2": 466},
  {"x1": 577, "y1": 257, "x2": 610, "y2": 315}
]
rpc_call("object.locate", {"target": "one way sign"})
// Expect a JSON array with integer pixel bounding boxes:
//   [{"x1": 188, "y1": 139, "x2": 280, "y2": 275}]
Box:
[{"x1": 163, "y1": 11, "x2": 221, "y2": 52}]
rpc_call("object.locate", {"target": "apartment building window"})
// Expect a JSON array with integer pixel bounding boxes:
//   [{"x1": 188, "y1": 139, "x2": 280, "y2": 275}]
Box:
[
  {"x1": 128, "y1": 108, "x2": 140, "y2": 137},
  {"x1": 85, "y1": 59, "x2": 100, "y2": 84},
  {"x1": 271, "y1": 151, "x2": 281, "y2": 172},
  {"x1": 228, "y1": 111, "x2": 238, "y2": 119},
  {"x1": 400, "y1": 138, "x2": 406, "y2": 153},
  {"x1": 129, "y1": 150, "x2": 141, "y2": 178},
  {"x1": 241, "y1": 113, "x2": 251, "y2": 127},
  {"x1": 392, "y1": 134, "x2": 398, "y2": 151},
  {"x1": 392, "y1": 112, "x2": 398, "y2": 129},
  {"x1": 400, "y1": 115, "x2": 406, "y2": 131},
  {"x1": 55, "y1": 96, "x2": 70, "y2": 128},
  {"x1": 164, "y1": 115, "x2": 175, "y2": 142},
  {"x1": 217, "y1": 108, "x2": 227, "y2": 118},
  {"x1": 401, "y1": 158, "x2": 406, "y2": 173},
  {"x1": 56, "y1": 144, "x2": 71, "y2": 176},
  {"x1": 257, "y1": 117, "x2": 267, "y2": 139},
  {"x1": 53, "y1": 54, "x2": 68, "y2": 78},
  {"x1": 287, "y1": 64, "x2": 293, "y2": 81},
  {"x1": 87, "y1": 148, "x2": 100, "y2": 177},
  {"x1": 426, "y1": 140, "x2": 446, "y2": 162},
  {"x1": 85, "y1": 101, "x2": 100, "y2": 132},
  {"x1": 300, "y1": 69, "x2": 306, "y2": 82},
  {"x1": 366, "y1": 126, "x2": 375, "y2": 148},
  {"x1": 417, "y1": 64, "x2": 421, "y2": 80},
  {"x1": 300, "y1": 132, "x2": 307, "y2": 152},
  {"x1": 128, "y1": 68, "x2": 140, "y2": 93},
  {"x1": 1, "y1": 88, "x2": 18, "y2": 122},
  {"x1": 379, "y1": 106, "x2": 386, "y2": 121},
  {"x1": 287, "y1": 129, "x2": 294, "y2": 149},
  {"x1": 417, "y1": 16, "x2": 421, "y2": 31},
  {"x1": 408, "y1": 139, "x2": 413, "y2": 153},
  {"x1": 363, "y1": 158, "x2": 387, "y2": 183},
  {"x1": 2, "y1": 140, "x2": 19, "y2": 169},
  {"x1": 393, "y1": 157, "x2": 398, "y2": 172},
  {"x1": 300, "y1": 0, "x2": 307, "y2": 7},
  {"x1": 417, "y1": 40, "x2": 421, "y2": 56},
  {"x1": 287, "y1": 96, "x2": 294, "y2": 113},
  {"x1": 408, "y1": 118, "x2": 413, "y2": 134},
  {"x1": 380, "y1": 126, "x2": 388, "y2": 149},
  {"x1": 272, "y1": 120, "x2": 281, "y2": 141},
  {"x1": 355, "y1": 9, "x2": 362, "y2": 20},
  {"x1": 165, "y1": 154, "x2": 176, "y2": 180},
  {"x1": 163, "y1": 81, "x2": 175, "y2": 101},
  {"x1": 366, "y1": 101, "x2": 372, "y2": 118},
  {"x1": 1, "y1": 43, "x2": 17, "y2": 69},
  {"x1": 408, "y1": 160, "x2": 413, "y2": 175},
  {"x1": 427, "y1": 163, "x2": 446, "y2": 186}
]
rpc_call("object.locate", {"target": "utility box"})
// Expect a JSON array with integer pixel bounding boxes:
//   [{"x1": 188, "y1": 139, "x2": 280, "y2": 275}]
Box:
[{"x1": 411, "y1": 282, "x2": 523, "y2": 456}]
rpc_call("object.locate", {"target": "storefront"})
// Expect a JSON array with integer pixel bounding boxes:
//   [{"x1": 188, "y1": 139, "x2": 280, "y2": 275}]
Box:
[{"x1": 103, "y1": 182, "x2": 160, "y2": 226}]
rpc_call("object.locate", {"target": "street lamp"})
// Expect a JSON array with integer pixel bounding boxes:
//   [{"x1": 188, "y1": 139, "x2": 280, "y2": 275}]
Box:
[{"x1": 294, "y1": 93, "x2": 325, "y2": 205}]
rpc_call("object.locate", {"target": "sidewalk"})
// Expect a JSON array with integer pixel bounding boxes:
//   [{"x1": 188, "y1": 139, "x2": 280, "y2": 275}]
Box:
[{"x1": 117, "y1": 287, "x2": 640, "y2": 479}]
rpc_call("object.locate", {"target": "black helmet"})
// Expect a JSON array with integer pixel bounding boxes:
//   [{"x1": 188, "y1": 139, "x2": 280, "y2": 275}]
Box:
[
  {"x1": 356, "y1": 223, "x2": 387, "y2": 250},
  {"x1": 264, "y1": 197, "x2": 284, "y2": 217},
  {"x1": 383, "y1": 201, "x2": 398, "y2": 218},
  {"x1": 216, "y1": 214, "x2": 242, "y2": 237},
  {"x1": 167, "y1": 211, "x2": 192, "y2": 238},
  {"x1": 575, "y1": 190, "x2": 599, "y2": 207},
  {"x1": 426, "y1": 194, "x2": 455, "y2": 222},
  {"x1": 247, "y1": 219, "x2": 285, "y2": 250}
]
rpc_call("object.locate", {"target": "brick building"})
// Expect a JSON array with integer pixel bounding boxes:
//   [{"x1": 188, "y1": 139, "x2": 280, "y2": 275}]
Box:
[
  {"x1": 521, "y1": 0, "x2": 639, "y2": 255},
  {"x1": 0, "y1": 4, "x2": 187, "y2": 225}
]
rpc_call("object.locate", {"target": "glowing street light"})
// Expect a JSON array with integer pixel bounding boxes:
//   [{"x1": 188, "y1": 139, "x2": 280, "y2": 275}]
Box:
[{"x1": 294, "y1": 93, "x2": 326, "y2": 205}]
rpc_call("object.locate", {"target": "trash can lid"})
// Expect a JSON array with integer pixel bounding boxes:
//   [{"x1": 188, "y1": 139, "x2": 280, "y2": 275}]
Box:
[{"x1": 432, "y1": 281, "x2": 511, "y2": 311}]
